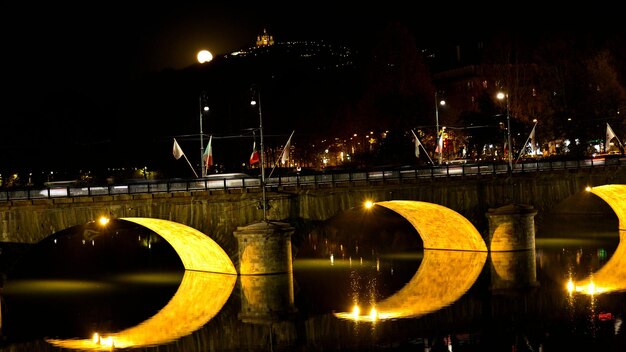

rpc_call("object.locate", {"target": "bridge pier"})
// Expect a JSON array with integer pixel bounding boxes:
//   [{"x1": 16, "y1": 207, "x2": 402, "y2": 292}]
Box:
[
  {"x1": 486, "y1": 204, "x2": 537, "y2": 251},
  {"x1": 234, "y1": 222, "x2": 294, "y2": 275},
  {"x1": 234, "y1": 221, "x2": 297, "y2": 324},
  {"x1": 486, "y1": 204, "x2": 539, "y2": 289}
]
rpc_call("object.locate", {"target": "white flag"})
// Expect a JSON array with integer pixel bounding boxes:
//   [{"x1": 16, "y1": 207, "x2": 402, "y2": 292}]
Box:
[
  {"x1": 281, "y1": 131, "x2": 294, "y2": 164},
  {"x1": 414, "y1": 136, "x2": 421, "y2": 157},
  {"x1": 528, "y1": 124, "x2": 536, "y2": 154},
  {"x1": 606, "y1": 123, "x2": 617, "y2": 151},
  {"x1": 172, "y1": 138, "x2": 184, "y2": 160}
]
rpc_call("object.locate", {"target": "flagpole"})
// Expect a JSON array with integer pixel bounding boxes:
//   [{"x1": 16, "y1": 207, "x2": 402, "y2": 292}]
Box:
[
  {"x1": 268, "y1": 130, "x2": 294, "y2": 179},
  {"x1": 199, "y1": 94, "x2": 209, "y2": 178},
  {"x1": 256, "y1": 90, "x2": 267, "y2": 222},
  {"x1": 173, "y1": 138, "x2": 199, "y2": 178},
  {"x1": 184, "y1": 154, "x2": 199, "y2": 178},
  {"x1": 411, "y1": 129, "x2": 434, "y2": 165}
]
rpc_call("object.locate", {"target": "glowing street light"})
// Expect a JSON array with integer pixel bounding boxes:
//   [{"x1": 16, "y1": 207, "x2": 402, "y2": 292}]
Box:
[{"x1": 497, "y1": 91, "x2": 513, "y2": 171}]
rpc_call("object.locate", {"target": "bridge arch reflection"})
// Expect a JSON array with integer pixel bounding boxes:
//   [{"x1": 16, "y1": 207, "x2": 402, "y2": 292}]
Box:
[
  {"x1": 42, "y1": 218, "x2": 237, "y2": 349},
  {"x1": 572, "y1": 185, "x2": 626, "y2": 295},
  {"x1": 335, "y1": 200, "x2": 488, "y2": 321}
]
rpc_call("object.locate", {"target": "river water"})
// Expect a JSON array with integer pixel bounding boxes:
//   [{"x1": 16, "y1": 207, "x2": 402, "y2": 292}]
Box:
[{"x1": 0, "y1": 210, "x2": 624, "y2": 351}]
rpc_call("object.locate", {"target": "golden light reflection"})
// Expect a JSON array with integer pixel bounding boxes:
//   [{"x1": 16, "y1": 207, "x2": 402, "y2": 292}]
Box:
[
  {"x1": 119, "y1": 218, "x2": 236, "y2": 274},
  {"x1": 571, "y1": 185, "x2": 626, "y2": 295},
  {"x1": 46, "y1": 271, "x2": 236, "y2": 350},
  {"x1": 369, "y1": 307, "x2": 378, "y2": 321},
  {"x1": 376, "y1": 201, "x2": 487, "y2": 251},
  {"x1": 567, "y1": 278, "x2": 575, "y2": 294},
  {"x1": 352, "y1": 305, "x2": 360, "y2": 318},
  {"x1": 335, "y1": 250, "x2": 487, "y2": 321}
]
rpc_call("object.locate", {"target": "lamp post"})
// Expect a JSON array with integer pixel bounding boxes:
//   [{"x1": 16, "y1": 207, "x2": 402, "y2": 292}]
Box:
[
  {"x1": 199, "y1": 94, "x2": 209, "y2": 177},
  {"x1": 251, "y1": 91, "x2": 267, "y2": 222},
  {"x1": 497, "y1": 92, "x2": 513, "y2": 171},
  {"x1": 435, "y1": 92, "x2": 446, "y2": 164}
]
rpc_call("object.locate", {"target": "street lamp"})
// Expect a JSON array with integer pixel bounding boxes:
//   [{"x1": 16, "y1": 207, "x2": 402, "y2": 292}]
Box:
[
  {"x1": 497, "y1": 91, "x2": 513, "y2": 170},
  {"x1": 199, "y1": 94, "x2": 209, "y2": 177},
  {"x1": 251, "y1": 90, "x2": 267, "y2": 222},
  {"x1": 435, "y1": 92, "x2": 446, "y2": 164}
]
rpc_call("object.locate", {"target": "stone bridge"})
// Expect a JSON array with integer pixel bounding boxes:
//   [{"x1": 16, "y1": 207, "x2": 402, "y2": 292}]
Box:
[{"x1": 2, "y1": 167, "x2": 626, "y2": 259}]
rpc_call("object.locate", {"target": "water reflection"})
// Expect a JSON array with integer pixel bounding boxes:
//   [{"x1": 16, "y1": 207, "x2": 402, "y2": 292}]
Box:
[
  {"x1": 334, "y1": 250, "x2": 487, "y2": 321},
  {"x1": 490, "y1": 250, "x2": 538, "y2": 290},
  {"x1": 46, "y1": 270, "x2": 236, "y2": 350},
  {"x1": 239, "y1": 273, "x2": 296, "y2": 324},
  {"x1": 1, "y1": 213, "x2": 626, "y2": 350},
  {"x1": 572, "y1": 230, "x2": 626, "y2": 295}
]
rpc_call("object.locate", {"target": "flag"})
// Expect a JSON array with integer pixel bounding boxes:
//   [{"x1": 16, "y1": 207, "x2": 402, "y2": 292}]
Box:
[
  {"x1": 249, "y1": 141, "x2": 260, "y2": 165},
  {"x1": 203, "y1": 135, "x2": 213, "y2": 168},
  {"x1": 528, "y1": 124, "x2": 536, "y2": 154},
  {"x1": 281, "y1": 131, "x2": 294, "y2": 164},
  {"x1": 606, "y1": 123, "x2": 617, "y2": 151},
  {"x1": 435, "y1": 132, "x2": 443, "y2": 154},
  {"x1": 414, "y1": 136, "x2": 421, "y2": 157},
  {"x1": 172, "y1": 138, "x2": 184, "y2": 160},
  {"x1": 411, "y1": 129, "x2": 434, "y2": 164}
]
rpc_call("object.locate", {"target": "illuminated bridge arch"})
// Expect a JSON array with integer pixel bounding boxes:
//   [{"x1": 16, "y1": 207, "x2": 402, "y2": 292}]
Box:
[
  {"x1": 46, "y1": 218, "x2": 237, "y2": 349},
  {"x1": 375, "y1": 200, "x2": 487, "y2": 251},
  {"x1": 573, "y1": 184, "x2": 626, "y2": 294},
  {"x1": 121, "y1": 218, "x2": 236, "y2": 274}
]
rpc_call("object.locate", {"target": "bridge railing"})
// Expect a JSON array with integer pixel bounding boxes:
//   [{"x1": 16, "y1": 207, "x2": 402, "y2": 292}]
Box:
[{"x1": 1, "y1": 156, "x2": 624, "y2": 201}]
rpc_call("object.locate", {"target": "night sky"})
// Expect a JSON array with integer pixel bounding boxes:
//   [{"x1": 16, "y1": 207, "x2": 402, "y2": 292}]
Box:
[{"x1": 1, "y1": 1, "x2": 622, "y2": 178}]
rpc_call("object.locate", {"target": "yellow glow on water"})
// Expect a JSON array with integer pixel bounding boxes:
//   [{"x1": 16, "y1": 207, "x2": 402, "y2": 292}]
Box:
[
  {"x1": 92, "y1": 333, "x2": 99, "y2": 344},
  {"x1": 586, "y1": 282, "x2": 596, "y2": 295},
  {"x1": 571, "y1": 185, "x2": 626, "y2": 295},
  {"x1": 352, "y1": 305, "x2": 360, "y2": 318},
  {"x1": 335, "y1": 306, "x2": 392, "y2": 322},
  {"x1": 47, "y1": 271, "x2": 236, "y2": 350},
  {"x1": 334, "y1": 250, "x2": 487, "y2": 321},
  {"x1": 109, "y1": 272, "x2": 183, "y2": 284},
  {"x1": 5, "y1": 279, "x2": 115, "y2": 294},
  {"x1": 369, "y1": 307, "x2": 378, "y2": 321},
  {"x1": 98, "y1": 217, "x2": 109, "y2": 226},
  {"x1": 570, "y1": 281, "x2": 608, "y2": 296},
  {"x1": 293, "y1": 258, "x2": 376, "y2": 270}
]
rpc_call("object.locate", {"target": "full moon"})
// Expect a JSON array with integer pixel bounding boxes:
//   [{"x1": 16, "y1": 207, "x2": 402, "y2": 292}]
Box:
[{"x1": 197, "y1": 50, "x2": 213, "y2": 64}]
